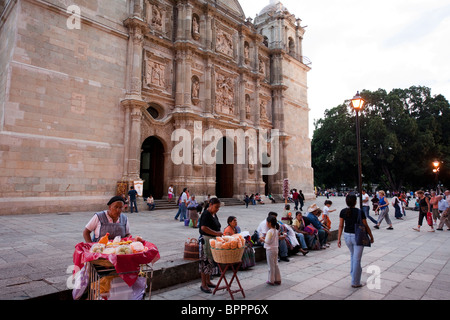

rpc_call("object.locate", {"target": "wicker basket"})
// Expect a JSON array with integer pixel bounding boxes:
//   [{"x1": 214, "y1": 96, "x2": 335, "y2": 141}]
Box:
[
  {"x1": 211, "y1": 247, "x2": 245, "y2": 264},
  {"x1": 91, "y1": 258, "x2": 114, "y2": 268},
  {"x1": 184, "y1": 238, "x2": 199, "y2": 261}
]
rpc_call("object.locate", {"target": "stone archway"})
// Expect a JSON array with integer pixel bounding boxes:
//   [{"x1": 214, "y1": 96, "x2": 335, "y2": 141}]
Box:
[{"x1": 140, "y1": 136, "x2": 165, "y2": 199}]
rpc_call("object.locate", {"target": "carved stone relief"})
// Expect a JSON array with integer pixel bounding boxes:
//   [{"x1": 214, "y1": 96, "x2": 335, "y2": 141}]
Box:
[
  {"x1": 192, "y1": 15, "x2": 200, "y2": 40},
  {"x1": 146, "y1": 60, "x2": 166, "y2": 88},
  {"x1": 151, "y1": 5, "x2": 163, "y2": 30},
  {"x1": 259, "y1": 58, "x2": 266, "y2": 76},
  {"x1": 260, "y1": 99, "x2": 268, "y2": 119},
  {"x1": 191, "y1": 76, "x2": 200, "y2": 105},
  {"x1": 245, "y1": 94, "x2": 251, "y2": 119},
  {"x1": 215, "y1": 72, "x2": 235, "y2": 115},
  {"x1": 244, "y1": 42, "x2": 250, "y2": 65},
  {"x1": 216, "y1": 29, "x2": 234, "y2": 57}
]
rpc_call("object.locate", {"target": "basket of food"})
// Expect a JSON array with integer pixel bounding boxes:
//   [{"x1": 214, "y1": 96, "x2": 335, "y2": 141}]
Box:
[
  {"x1": 209, "y1": 234, "x2": 246, "y2": 264},
  {"x1": 88, "y1": 235, "x2": 148, "y2": 267}
]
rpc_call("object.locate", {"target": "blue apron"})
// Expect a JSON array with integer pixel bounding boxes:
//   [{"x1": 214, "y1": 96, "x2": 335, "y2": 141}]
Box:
[{"x1": 92, "y1": 211, "x2": 128, "y2": 242}]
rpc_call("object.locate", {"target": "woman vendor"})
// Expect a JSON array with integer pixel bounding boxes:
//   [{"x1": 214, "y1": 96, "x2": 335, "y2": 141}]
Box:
[
  {"x1": 198, "y1": 197, "x2": 223, "y2": 294},
  {"x1": 83, "y1": 196, "x2": 132, "y2": 243}
]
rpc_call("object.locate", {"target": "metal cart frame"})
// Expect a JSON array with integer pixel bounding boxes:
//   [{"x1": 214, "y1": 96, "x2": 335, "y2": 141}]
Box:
[{"x1": 88, "y1": 262, "x2": 154, "y2": 300}]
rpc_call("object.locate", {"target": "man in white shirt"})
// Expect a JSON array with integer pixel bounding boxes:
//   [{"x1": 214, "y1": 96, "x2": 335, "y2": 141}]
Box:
[
  {"x1": 257, "y1": 212, "x2": 290, "y2": 261},
  {"x1": 362, "y1": 190, "x2": 377, "y2": 224}
]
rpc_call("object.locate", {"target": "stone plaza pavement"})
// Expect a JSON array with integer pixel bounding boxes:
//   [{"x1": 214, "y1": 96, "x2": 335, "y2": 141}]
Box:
[{"x1": 1, "y1": 196, "x2": 449, "y2": 300}]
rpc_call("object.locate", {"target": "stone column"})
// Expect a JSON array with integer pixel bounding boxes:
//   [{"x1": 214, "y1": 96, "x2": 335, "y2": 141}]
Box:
[{"x1": 122, "y1": 14, "x2": 148, "y2": 182}]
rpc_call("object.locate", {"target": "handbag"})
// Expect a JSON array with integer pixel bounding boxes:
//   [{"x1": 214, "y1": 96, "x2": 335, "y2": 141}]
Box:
[
  {"x1": 303, "y1": 224, "x2": 318, "y2": 235},
  {"x1": 426, "y1": 212, "x2": 433, "y2": 226},
  {"x1": 355, "y1": 209, "x2": 371, "y2": 247}
]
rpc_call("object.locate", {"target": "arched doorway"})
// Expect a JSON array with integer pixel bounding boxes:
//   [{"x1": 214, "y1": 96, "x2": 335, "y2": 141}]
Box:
[
  {"x1": 140, "y1": 136, "x2": 165, "y2": 199},
  {"x1": 216, "y1": 137, "x2": 234, "y2": 198}
]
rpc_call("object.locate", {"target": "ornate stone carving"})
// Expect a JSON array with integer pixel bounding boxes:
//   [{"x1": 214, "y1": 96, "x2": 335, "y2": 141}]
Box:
[
  {"x1": 215, "y1": 72, "x2": 235, "y2": 115},
  {"x1": 146, "y1": 60, "x2": 166, "y2": 88},
  {"x1": 151, "y1": 5, "x2": 163, "y2": 30},
  {"x1": 259, "y1": 58, "x2": 265, "y2": 76},
  {"x1": 192, "y1": 15, "x2": 200, "y2": 40},
  {"x1": 191, "y1": 76, "x2": 200, "y2": 105},
  {"x1": 260, "y1": 99, "x2": 268, "y2": 119},
  {"x1": 216, "y1": 29, "x2": 233, "y2": 57},
  {"x1": 244, "y1": 42, "x2": 250, "y2": 64},
  {"x1": 245, "y1": 94, "x2": 251, "y2": 119}
]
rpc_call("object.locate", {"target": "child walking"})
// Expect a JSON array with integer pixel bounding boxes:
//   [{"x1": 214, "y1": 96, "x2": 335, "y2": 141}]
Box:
[{"x1": 263, "y1": 216, "x2": 281, "y2": 285}]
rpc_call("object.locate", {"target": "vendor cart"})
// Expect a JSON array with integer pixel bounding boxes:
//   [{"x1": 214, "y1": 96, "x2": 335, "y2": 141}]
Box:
[
  {"x1": 88, "y1": 260, "x2": 154, "y2": 300},
  {"x1": 73, "y1": 238, "x2": 160, "y2": 301}
]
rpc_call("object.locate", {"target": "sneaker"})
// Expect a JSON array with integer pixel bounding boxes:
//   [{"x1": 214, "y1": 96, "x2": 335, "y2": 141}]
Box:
[{"x1": 413, "y1": 228, "x2": 420, "y2": 232}]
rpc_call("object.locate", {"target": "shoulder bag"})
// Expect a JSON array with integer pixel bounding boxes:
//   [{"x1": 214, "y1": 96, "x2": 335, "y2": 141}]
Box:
[{"x1": 355, "y1": 208, "x2": 371, "y2": 247}]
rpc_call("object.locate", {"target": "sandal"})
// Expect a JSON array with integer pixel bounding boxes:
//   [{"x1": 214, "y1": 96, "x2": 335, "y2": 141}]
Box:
[{"x1": 200, "y1": 286, "x2": 212, "y2": 294}]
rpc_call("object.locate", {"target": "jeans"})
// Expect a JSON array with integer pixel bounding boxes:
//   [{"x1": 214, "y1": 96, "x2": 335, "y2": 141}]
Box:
[
  {"x1": 129, "y1": 200, "x2": 138, "y2": 213},
  {"x1": 344, "y1": 232, "x2": 364, "y2": 286},
  {"x1": 295, "y1": 232, "x2": 308, "y2": 249},
  {"x1": 318, "y1": 229, "x2": 328, "y2": 246},
  {"x1": 363, "y1": 206, "x2": 377, "y2": 224},
  {"x1": 147, "y1": 203, "x2": 155, "y2": 211},
  {"x1": 178, "y1": 203, "x2": 187, "y2": 221},
  {"x1": 279, "y1": 239, "x2": 288, "y2": 258}
]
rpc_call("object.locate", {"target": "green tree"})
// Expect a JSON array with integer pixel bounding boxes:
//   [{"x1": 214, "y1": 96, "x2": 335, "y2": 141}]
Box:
[{"x1": 312, "y1": 86, "x2": 450, "y2": 191}]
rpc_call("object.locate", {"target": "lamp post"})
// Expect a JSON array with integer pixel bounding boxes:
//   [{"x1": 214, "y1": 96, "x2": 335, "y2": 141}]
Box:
[
  {"x1": 433, "y1": 160, "x2": 441, "y2": 194},
  {"x1": 352, "y1": 91, "x2": 365, "y2": 210}
]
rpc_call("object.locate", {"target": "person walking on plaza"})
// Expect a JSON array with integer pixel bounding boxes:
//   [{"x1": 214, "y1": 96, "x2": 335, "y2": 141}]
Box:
[
  {"x1": 263, "y1": 215, "x2": 281, "y2": 285},
  {"x1": 362, "y1": 190, "x2": 377, "y2": 224},
  {"x1": 128, "y1": 185, "x2": 138, "y2": 213},
  {"x1": 298, "y1": 190, "x2": 305, "y2": 211},
  {"x1": 430, "y1": 190, "x2": 440, "y2": 225},
  {"x1": 392, "y1": 193, "x2": 403, "y2": 220},
  {"x1": 337, "y1": 194, "x2": 374, "y2": 288},
  {"x1": 374, "y1": 191, "x2": 393, "y2": 230},
  {"x1": 436, "y1": 191, "x2": 450, "y2": 231},
  {"x1": 293, "y1": 189, "x2": 299, "y2": 210},
  {"x1": 371, "y1": 194, "x2": 379, "y2": 215},
  {"x1": 168, "y1": 185, "x2": 174, "y2": 203},
  {"x1": 413, "y1": 190, "x2": 435, "y2": 232}
]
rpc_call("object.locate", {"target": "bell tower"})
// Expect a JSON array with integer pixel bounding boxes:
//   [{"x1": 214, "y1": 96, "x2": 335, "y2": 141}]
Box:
[{"x1": 254, "y1": 1, "x2": 314, "y2": 198}]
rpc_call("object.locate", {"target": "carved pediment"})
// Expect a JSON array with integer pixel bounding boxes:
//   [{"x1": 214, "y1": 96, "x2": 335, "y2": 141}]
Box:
[{"x1": 216, "y1": 0, "x2": 246, "y2": 19}]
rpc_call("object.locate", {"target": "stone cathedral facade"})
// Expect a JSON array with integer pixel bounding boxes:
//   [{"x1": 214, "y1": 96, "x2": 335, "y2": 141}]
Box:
[{"x1": 0, "y1": 0, "x2": 314, "y2": 215}]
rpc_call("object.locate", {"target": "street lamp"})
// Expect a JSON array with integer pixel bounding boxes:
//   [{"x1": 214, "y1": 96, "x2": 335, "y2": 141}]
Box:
[
  {"x1": 352, "y1": 91, "x2": 365, "y2": 210},
  {"x1": 433, "y1": 160, "x2": 441, "y2": 194}
]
